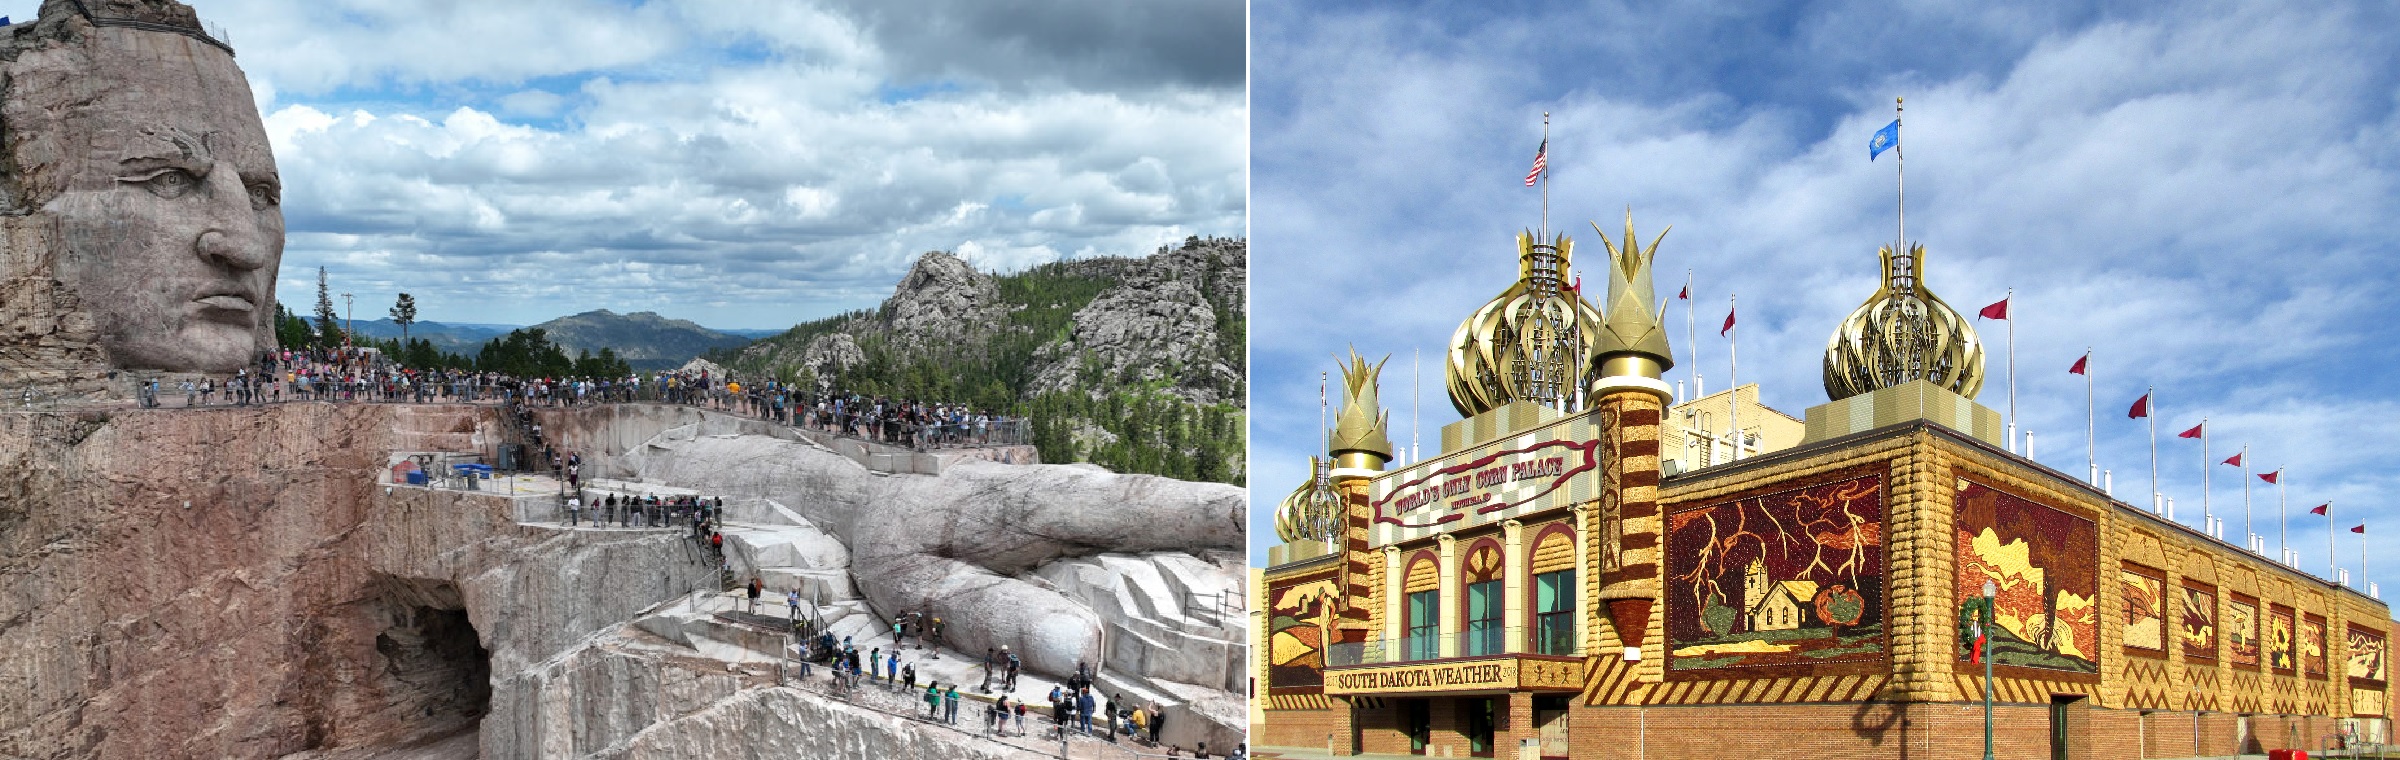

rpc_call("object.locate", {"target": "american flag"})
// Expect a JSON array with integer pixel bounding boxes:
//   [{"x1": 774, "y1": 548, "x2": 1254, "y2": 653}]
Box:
[{"x1": 1524, "y1": 139, "x2": 1546, "y2": 186}]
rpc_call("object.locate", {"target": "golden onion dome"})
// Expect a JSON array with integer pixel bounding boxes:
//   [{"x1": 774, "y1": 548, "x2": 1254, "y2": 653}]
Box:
[
  {"x1": 1273, "y1": 457, "x2": 1344, "y2": 543},
  {"x1": 1446, "y1": 231, "x2": 1605, "y2": 418},
  {"x1": 1823, "y1": 242, "x2": 1985, "y2": 401}
]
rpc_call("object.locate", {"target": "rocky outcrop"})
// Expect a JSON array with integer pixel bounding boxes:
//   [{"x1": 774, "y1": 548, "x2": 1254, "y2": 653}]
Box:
[
  {"x1": 1029, "y1": 274, "x2": 1239, "y2": 406},
  {"x1": 799, "y1": 332, "x2": 864, "y2": 379},
  {"x1": 884, "y1": 250, "x2": 1003, "y2": 353},
  {"x1": 728, "y1": 238, "x2": 1246, "y2": 411}
]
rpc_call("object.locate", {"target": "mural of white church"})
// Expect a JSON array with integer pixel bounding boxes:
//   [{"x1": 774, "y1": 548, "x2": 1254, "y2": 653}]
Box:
[{"x1": 1744, "y1": 557, "x2": 1820, "y2": 632}]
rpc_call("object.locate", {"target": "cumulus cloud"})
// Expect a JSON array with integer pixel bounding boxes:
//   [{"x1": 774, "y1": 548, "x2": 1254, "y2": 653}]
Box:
[
  {"x1": 74, "y1": 0, "x2": 1251, "y2": 328},
  {"x1": 1250, "y1": 1, "x2": 2400, "y2": 572}
]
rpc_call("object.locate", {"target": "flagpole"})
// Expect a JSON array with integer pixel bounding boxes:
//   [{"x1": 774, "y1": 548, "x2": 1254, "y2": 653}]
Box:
[
  {"x1": 1728, "y1": 293, "x2": 1740, "y2": 462},
  {"x1": 2005, "y1": 288, "x2": 2016, "y2": 452},
  {"x1": 2241, "y1": 447, "x2": 2253, "y2": 552},
  {"x1": 1412, "y1": 348, "x2": 1420, "y2": 464},
  {"x1": 2085, "y1": 349, "x2": 2095, "y2": 485},
  {"x1": 2330, "y1": 501, "x2": 2338, "y2": 581},
  {"x1": 1895, "y1": 97, "x2": 1905, "y2": 269},
  {"x1": 2201, "y1": 418, "x2": 2211, "y2": 533},
  {"x1": 2146, "y1": 385, "x2": 2158, "y2": 513},
  {"x1": 2278, "y1": 473, "x2": 2288, "y2": 565},
  {"x1": 1687, "y1": 269, "x2": 1699, "y2": 399},
  {"x1": 1541, "y1": 112, "x2": 1550, "y2": 242}
]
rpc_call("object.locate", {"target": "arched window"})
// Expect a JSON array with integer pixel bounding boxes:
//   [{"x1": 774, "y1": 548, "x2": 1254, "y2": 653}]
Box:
[
  {"x1": 1404, "y1": 554, "x2": 1439, "y2": 661},
  {"x1": 1529, "y1": 527, "x2": 1576, "y2": 655},
  {"x1": 1463, "y1": 542, "x2": 1503, "y2": 656}
]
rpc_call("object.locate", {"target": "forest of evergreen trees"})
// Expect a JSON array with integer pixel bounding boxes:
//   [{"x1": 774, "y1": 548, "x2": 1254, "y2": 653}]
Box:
[{"x1": 274, "y1": 304, "x2": 631, "y2": 378}]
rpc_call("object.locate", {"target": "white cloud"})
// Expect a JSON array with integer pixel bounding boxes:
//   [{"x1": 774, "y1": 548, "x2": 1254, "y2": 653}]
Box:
[{"x1": 132, "y1": 0, "x2": 1244, "y2": 329}]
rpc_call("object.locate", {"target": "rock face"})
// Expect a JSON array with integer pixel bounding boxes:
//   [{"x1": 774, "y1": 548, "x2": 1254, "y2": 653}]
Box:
[
  {"x1": 542, "y1": 404, "x2": 1244, "y2": 677},
  {"x1": 1, "y1": 401, "x2": 1245, "y2": 758},
  {"x1": 884, "y1": 251, "x2": 1005, "y2": 353},
  {"x1": 0, "y1": 0, "x2": 285, "y2": 383},
  {"x1": 799, "y1": 332, "x2": 864, "y2": 379},
  {"x1": 1029, "y1": 274, "x2": 1240, "y2": 405},
  {"x1": 537, "y1": 403, "x2": 1249, "y2": 749},
  {"x1": 0, "y1": 404, "x2": 710, "y2": 759}
]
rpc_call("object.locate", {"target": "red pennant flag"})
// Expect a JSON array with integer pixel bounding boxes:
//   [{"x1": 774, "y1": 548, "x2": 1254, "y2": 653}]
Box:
[
  {"x1": 2221, "y1": 452, "x2": 2243, "y2": 467},
  {"x1": 2177, "y1": 423, "x2": 2204, "y2": 439},
  {"x1": 1978, "y1": 297, "x2": 2009, "y2": 320},
  {"x1": 1678, "y1": 284, "x2": 1689, "y2": 300},
  {"x1": 2312, "y1": 503, "x2": 2329, "y2": 516},
  {"x1": 2068, "y1": 354, "x2": 2088, "y2": 375},
  {"x1": 2127, "y1": 393, "x2": 2150, "y2": 419},
  {"x1": 1721, "y1": 307, "x2": 1736, "y2": 337},
  {"x1": 2259, "y1": 470, "x2": 2280, "y2": 484},
  {"x1": 2353, "y1": 524, "x2": 2366, "y2": 534},
  {"x1": 1568, "y1": 275, "x2": 1582, "y2": 294}
]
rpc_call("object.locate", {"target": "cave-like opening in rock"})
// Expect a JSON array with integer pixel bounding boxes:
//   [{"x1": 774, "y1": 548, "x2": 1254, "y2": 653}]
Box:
[{"x1": 370, "y1": 577, "x2": 491, "y2": 735}]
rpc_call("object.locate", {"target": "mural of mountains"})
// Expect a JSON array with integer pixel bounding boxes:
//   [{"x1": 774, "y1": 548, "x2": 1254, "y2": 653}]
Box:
[{"x1": 526, "y1": 310, "x2": 756, "y2": 371}]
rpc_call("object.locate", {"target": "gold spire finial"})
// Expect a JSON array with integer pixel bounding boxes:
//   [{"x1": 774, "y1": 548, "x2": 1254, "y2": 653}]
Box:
[
  {"x1": 1445, "y1": 232, "x2": 1603, "y2": 417},
  {"x1": 1330, "y1": 347, "x2": 1393, "y2": 468},
  {"x1": 1823, "y1": 242, "x2": 1985, "y2": 401},
  {"x1": 1588, "y1": 209, "x2": 1675, "y2": 381}
]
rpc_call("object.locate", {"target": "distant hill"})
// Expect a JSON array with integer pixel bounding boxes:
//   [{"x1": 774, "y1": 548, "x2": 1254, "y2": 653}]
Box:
[
  {"x1": 526, "y1": 310, "x2": 754, "y2": 371},
  {"x1": 346, "y1": 319, "x2": 515, "y2": 355}
]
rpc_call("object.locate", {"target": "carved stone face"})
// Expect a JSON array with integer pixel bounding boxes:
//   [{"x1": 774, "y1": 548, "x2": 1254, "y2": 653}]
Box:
[{"x1": 33, "y1": 27, "x2": 284, "y2": 373}]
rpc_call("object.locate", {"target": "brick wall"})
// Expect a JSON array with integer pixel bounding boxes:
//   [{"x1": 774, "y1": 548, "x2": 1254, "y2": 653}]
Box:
[
  {"x1": 1258, "y1": 707, "x2": 1340, "y2": 750},
  {"x1": 1535, "y1": 702, "x2": 2362, "y2": 759}
]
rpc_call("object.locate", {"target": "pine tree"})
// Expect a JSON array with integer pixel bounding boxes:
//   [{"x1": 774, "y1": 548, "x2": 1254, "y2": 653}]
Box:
[
  {"x1": 389, "y1": 293, "x2": 417, "y2": 343},
  {"x1": 312, "y1": 267, "x2": 342, "y2": 348}
]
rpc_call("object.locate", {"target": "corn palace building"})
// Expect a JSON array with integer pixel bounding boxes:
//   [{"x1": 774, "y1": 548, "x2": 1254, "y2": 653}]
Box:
[{"x1": 1254, "y1": 217, "x2": 2395, "y2": 759}]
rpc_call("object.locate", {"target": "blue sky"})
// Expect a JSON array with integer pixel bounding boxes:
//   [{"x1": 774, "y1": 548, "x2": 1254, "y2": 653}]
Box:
[
  {"x1": 1248, "y1": 0, "x2": 2400, "y2": 587},
  {"x1": 11, "y1": 0, "x2": 1245, "y2": 329}
]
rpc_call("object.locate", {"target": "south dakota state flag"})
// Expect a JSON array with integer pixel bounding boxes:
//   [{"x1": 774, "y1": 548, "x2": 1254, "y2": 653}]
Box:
[{"x1": 1869, "y1": 119, "x2": 1899, "y2": 161}]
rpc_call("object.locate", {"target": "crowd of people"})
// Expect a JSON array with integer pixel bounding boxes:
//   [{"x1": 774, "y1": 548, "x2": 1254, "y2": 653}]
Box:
[
  {"x1": 132, "y1": 347, "x2": 1025, "y2": 453},
  {"x1": 790, "y1": 625, "x2": 1228, "y2": 756}
]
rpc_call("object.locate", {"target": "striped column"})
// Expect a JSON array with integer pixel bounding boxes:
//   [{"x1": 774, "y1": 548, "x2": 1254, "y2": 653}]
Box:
[{"x1": 1594, "y1": 385, "x2": 1665, "y2": 663}]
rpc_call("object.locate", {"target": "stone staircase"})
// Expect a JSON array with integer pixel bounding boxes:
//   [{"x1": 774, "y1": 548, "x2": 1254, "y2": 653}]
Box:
[{"x1": 1031, "y1": 552, "x2": 1247, "y2": 751}]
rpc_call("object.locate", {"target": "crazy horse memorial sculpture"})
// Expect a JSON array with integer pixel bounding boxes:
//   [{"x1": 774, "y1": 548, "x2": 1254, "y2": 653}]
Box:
[{"x1": 0, "y1": 0, "x2": 282, "y2": 391}]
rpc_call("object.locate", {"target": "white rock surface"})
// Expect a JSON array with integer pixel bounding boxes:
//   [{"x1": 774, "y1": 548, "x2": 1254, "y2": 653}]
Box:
[{"x1": 534, "y1": 404, "x2": 1252, "y2": 746}]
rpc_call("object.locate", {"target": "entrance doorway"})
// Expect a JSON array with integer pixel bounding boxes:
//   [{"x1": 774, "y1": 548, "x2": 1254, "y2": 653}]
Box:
[
  {"x1": 1533, "y1": 695, "x2": 1571, "y2": 759},
  {"x1": 1402, "y1": 699, "x2": 1432, "y2": 755},
  {"x1": 1464, "y1": 698, "x2": 1498, "y2": 758},
  {"x1": 2049, "y1": 695, "x2": 2084, "y2": 760}
]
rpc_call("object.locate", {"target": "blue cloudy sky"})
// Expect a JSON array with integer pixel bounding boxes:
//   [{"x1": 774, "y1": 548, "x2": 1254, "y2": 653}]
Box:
[
  {"x1": 6, "y1": 0, "x2": 1245, "y2": 328},
  {"x1": 1249, "y1": 1, "x2": 2400, "y2": 582}
]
